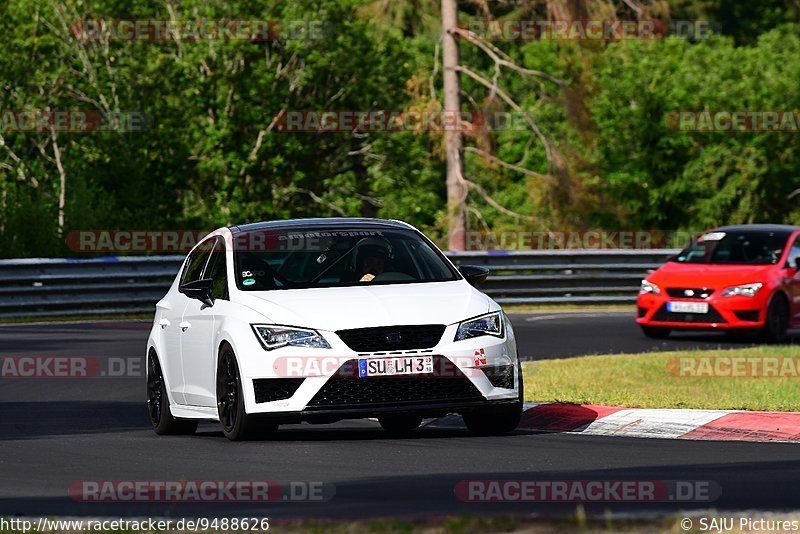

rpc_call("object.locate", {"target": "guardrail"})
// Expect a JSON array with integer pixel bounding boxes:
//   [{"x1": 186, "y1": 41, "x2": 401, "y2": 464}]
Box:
[
  {"x1": 0, "y1": 250, "x2": 678, "y2": 318},
  {"x1": 447, "y1": 249, "x2": 676, "y2": 305}
]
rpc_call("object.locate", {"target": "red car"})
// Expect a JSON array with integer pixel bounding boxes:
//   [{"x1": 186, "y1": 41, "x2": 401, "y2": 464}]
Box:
[{"x1": 637, "y1": 224, "x2": 800, "y2": 341}]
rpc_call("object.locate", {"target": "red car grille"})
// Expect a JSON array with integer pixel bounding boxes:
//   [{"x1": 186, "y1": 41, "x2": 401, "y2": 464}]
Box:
[
  {"x1": 652, "y1": 304, "x2": 727, "y2": 323},
  {"x1": 665, "y1": 288, "x2": 714, "y2": 299}
]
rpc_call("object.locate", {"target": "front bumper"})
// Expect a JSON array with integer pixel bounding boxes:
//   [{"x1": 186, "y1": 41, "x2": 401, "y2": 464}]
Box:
[
  {"x1": 237, "y1": 322, "x2": 520, "y2": 416},
  {"x1": 245, "y1": 398, "x2": 521, "y2": 425},
  {"x1": 636, "y1": 292, "x2": 766, "y2": 330}
]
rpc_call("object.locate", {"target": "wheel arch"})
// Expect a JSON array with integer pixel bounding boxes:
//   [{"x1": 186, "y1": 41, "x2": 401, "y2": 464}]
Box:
[
  {"x1": 146, "y1": 346, "x2": 182, "y2": 410},
  {"x1": 214, "y1": 337, "x2": 260, "y2": 425},
  {"x1": 768, "y1": 288, "x2": 791, "y2": 309},
  {"x1": 215, "y1": 339, "x2": 235, "y2": 387}
]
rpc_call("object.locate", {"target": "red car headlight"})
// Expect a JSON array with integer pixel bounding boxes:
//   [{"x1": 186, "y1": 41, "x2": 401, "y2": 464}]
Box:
[
  {"x1": 720, "y1": 283, "x2": 763, "y2": 298},
  {"x1": 639, "y1": 280, "x2": 660, "y2": 295}
]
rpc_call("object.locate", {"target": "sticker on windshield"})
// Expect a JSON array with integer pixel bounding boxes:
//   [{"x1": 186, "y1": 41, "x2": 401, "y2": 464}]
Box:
[
  {"x1": 698, "y1": 232, "x2": 726, "y2": 242},
  {"x1": 243, "y1": 278, "x2": 255, "y2": 286}
]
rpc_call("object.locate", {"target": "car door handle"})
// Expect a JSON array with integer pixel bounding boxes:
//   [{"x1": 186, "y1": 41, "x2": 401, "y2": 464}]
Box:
[
  {"x1": 179, "y1": 321, "x2": 191, "y2": 332},
  {"x1": 159, "y1": 319, "x2": 171, "y2": 329}
]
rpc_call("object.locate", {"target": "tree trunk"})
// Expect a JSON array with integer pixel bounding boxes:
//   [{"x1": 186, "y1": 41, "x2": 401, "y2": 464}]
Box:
[
  {"x1": 50, "y1": 127, "x2": 67, "y2": 238},
  {"x1": 442, "y1": 0, "x2": 467, "y2": 250}
]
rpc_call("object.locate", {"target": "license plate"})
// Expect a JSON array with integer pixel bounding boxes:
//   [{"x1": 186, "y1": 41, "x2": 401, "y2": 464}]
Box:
[
  {"x1": 358, "y1": 355, "x2": 434, "y2": 377},
  {"x1": 667, "y1": 301, "x2": 708, "y2": 314}
]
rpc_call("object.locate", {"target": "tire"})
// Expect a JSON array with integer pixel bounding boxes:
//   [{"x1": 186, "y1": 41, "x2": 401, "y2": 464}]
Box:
[
  {"x1": 761, "y1": 295, "x2": 789, "y2": 343},
  {"x1": 378, "y1": 415, "x2": 423, "y2": 434},
  {"x1": 217, "y1": 345, "x2": 277, "y2": 441},
  {"x1": 147, "y1": 351, "x2": 198, "y2": 435},
  {"x1": 641, "y1": 326, "x2": 671, "y2": 339},
  {"x1": 463, "y1": 360, "x2": 523, "y2": 436}
]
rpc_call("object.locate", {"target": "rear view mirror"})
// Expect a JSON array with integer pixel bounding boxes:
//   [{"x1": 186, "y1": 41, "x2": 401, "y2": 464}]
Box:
[
  {"x1": 458, "y1": 265, "x2": 490, "y2": 286},
  {"x1": 180, "y1": 278, "x2": 214, "y2": 307}
]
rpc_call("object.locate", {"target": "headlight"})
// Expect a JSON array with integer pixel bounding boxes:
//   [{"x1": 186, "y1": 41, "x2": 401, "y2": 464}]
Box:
[
  {"x1": 720, "y1": 283, "x2": 762, "y2": 298},
  {"x1": 640, "y1": 280, "x2": 660, "y2": 295},
  {"x1": 251, "y1": 325, "x2": 332, "y2": 350},
  {"x1": 454, "y1": 311, "x2": 503, "y2": 341}
]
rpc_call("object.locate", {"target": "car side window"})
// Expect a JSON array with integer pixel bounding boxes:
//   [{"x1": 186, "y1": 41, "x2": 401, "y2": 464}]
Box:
[
  {"x1": 787, "y1": 237, "x2": 800, "y2": 268},
  {"x1": 203, "y1": 237, "x2": 229, "y2": 300},
  {"x1": 180, "y1": 238, "x2": 215, "y2": 286}
]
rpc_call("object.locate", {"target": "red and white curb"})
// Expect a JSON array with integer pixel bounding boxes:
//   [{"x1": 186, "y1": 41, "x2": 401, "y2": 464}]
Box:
[{"x1": 429, "y1": 403, "x2": 800, "y2": 443}]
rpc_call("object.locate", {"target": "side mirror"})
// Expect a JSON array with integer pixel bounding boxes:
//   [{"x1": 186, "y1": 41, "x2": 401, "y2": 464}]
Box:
[
  {"x1": 459, "y1": 265, "x2": 490, "y2": 286},
  {"x1": 180, "y1": 278, "x2": 214, "y2": 307}
]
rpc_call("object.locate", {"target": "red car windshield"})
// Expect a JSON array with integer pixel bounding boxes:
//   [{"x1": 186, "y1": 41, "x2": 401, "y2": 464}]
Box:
[{"x1": 674, "y1": 230, "x2": 792, "y2": 265}]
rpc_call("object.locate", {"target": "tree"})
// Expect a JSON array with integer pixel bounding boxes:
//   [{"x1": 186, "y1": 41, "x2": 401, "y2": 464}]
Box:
[{"x1": 441, "y1": 0, "x2": 467, "y2": 250}]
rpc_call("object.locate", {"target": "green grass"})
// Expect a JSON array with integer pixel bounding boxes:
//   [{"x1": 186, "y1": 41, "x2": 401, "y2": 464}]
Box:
[{"x1": 523, "y1": 346, "x2": 800, "y2": 411}]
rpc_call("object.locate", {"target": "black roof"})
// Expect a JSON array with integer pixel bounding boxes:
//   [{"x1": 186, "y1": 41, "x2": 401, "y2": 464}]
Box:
[
  {"x1": 712, "y1": 224, "x2": 800, "y2": 233},
  {"x1": 229, "y1": 217, "x2": 413, "y2": 234}
]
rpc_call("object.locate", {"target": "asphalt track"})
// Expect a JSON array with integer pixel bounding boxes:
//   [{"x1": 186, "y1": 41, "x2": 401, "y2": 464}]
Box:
[
  {"x1": 509, "y1": 311, "x2": 794, "y2": 359},
  {"x1": 0, "y1": 315, "x2": 799, "y2": 520}
]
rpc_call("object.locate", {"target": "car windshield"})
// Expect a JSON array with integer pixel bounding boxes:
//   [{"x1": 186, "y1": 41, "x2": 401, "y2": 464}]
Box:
[
  {"x1": 233, "y1": 227, "x2": 460, "y2": 290},
  {"x1": 674, "y1": 229, "x2": 792, "y2": 265}
]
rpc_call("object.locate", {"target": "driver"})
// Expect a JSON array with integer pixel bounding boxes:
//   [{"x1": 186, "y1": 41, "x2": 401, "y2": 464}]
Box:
[{"x1": 356, "y1": 242, "x2": 390, "y2": 282}]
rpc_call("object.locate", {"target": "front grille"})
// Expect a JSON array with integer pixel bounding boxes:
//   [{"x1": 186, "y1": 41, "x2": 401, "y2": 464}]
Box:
[
  {"x1": 307, "y1": 355, "x2": 484, "y2": 409},
  {"x1": 336, "y1": 324, "x2": 446, "y2": 352},
  {"x1": 483, "y1": 365, "x2": 515, "y2": 389},
  {"x1": 652, "y1": 304, "x2": 726, "y2": 323},
  {"x1": 666, "y1": 288, "x2": 714, "y2": 299},
  {"x1": 253, "y1": 378, "x2": 305, "y2": 403},
  {"x1": 637, "y1": 306, "x2": 647, "y2": 318},
  {"x1": 734, "y1": 310, "x2": 760, "y2": 322}
]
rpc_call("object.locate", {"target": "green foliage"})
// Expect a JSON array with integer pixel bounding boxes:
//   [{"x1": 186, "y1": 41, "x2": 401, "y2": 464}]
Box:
[
  {"x1": 1, "y1": 1, "x2": 800, "y2": 257},
  {"x1": 591, "y1": 26, "x2": 800, "y2": 230}
]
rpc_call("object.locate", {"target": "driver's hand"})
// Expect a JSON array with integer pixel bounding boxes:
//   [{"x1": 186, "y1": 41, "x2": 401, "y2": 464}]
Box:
[{"x1": 360, "y1": 273, "x2": 375, "y2": 282}]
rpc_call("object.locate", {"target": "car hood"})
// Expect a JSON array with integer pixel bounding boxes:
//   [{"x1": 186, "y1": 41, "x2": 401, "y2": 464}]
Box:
[
  {"x1": 649, "y1": 261, "x2": 775, "y2": 288},
  {"x1": 235, "y1": 280, "x2": 492, "y2": 331}
]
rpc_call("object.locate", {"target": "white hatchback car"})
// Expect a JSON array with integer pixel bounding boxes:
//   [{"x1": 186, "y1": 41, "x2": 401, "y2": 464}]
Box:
[{"x1": 146, "y1": 218, "x2": 522, "y2": 440}]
